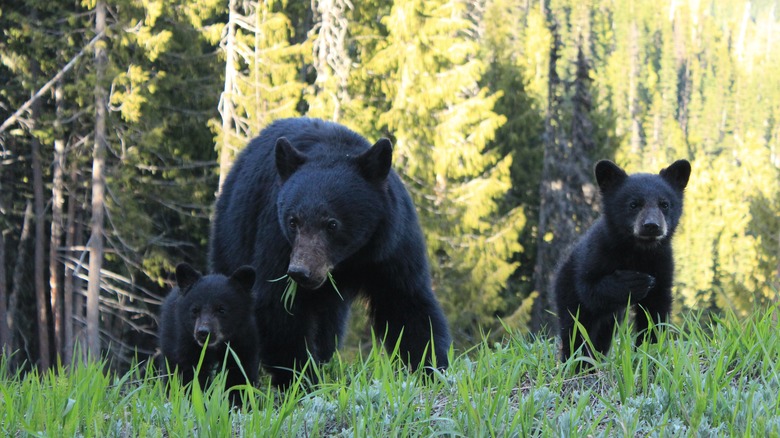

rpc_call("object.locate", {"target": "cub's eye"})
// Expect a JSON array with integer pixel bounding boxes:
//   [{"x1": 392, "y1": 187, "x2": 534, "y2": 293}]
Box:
[
  {"x1": 629, "y1": 201, "x2": 640, "y2": 210},
  {"x1": 326, "y1": 219, "x2": 339, "y2": 232},
  {"x1": 216, "y1": 306, "x2": 226, "y2": 314},
  {"x1": 191, "y1": 307, "x2": 200, "y2": 316},
  {"x1": 288, "y1": 217, "x2": 299, "y2": 229},
  {"x1": 659, "y1": 201, "x2": 670, "y2": 210}
]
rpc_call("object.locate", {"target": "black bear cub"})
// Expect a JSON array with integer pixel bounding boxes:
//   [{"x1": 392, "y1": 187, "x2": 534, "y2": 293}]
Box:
[
  {"x1": 209, "y1": 117, "x2": 451, "y2": 387},
  {"x1": 554, "y1": 159, "x2": 691, "y2": 364},
  {"x1": 159, "y1": 263, "x2": 258, "y2": 403}
]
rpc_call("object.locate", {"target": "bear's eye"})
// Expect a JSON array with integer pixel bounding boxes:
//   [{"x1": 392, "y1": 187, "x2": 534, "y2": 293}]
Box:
[
  {"x1": 288, "y1": 217, "x2": 299, "y2": 230},
  {"x1": 191, "y1": 307, "x2": 200, "y2": 316},
  {"x1": 629, "y1": 201, "x2": 640, "y2": 210},
  {"x1": 216, "y1": 306, "x2": 226, "y2": 314},
  {"x1": 659, "y1": 200, "x2": 670, "y2": 210},
  {"x1": 326, "y1": 219, "x2": 339, "y2": 232}
]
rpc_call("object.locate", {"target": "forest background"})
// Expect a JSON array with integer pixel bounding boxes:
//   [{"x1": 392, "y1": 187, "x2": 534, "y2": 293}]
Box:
[{"x1": 0, "y1": 0, "x2": 777, "y2": 372}]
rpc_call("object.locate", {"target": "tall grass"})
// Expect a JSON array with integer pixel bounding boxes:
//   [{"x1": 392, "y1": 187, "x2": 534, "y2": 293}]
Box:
[{"x1": 1, "y1": 306, "x2": 778, "y2": 436}]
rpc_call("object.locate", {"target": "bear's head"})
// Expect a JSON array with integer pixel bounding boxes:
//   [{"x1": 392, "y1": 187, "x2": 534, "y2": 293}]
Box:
[
  {"x1": 175, "y1": 263, "x2": 255, "y2": 347},
  {"x1": 273, "y1": 136, "x2": 393, "y2": 290},
  {"x1": 595, "y1": 159, "x2": 691, "y2": 248}
]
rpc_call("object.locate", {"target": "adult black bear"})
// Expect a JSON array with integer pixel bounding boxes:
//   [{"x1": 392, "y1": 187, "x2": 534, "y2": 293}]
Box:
[
  {"x1": 554, "y1": 159, "x2": 691, "y2": 364},
  {"x1": 209, "y1": 117, "x2": 451, "y2": 387},
  {"x1": 159, "y1": 263, "x2": 258, "y2": 402}
]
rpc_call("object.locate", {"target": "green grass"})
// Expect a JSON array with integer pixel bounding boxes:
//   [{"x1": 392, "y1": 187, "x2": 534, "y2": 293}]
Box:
[
  {"x1": 271, "y1": 273, "x2": 343, "y2": 315},
  {"x1": 1, "y1": 306, "x2": 779, "y2": 437}
]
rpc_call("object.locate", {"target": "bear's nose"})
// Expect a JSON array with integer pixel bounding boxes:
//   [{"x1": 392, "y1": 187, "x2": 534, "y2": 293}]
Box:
[
  {"x1": 195, "y1": 328, "x2": 211, "y2": 343},
  {"x1": 641, "y1": 222, "x2": 661, "y2": 235},
  {"x1": 287, "y1": 265, "x2": 312, "y2": 285}
]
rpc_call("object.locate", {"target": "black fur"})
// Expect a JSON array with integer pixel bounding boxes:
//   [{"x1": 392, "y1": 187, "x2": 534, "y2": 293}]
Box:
[
  {"x1": 159, "y1": 263, "x2": 258, "y2": 403},
  {"x1": 554, "y1": 159, "x2": 691, "y2": 363},
  {"x1": 209, "y1": 117, "x2": 451, "y2": 387}
]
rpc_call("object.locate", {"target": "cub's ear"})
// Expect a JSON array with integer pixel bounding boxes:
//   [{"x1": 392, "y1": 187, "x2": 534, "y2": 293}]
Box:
[
  {"x1": 595, "y1": 160, "x2": 628, "y2": 193},
  {"x1": 275, "y1": 137, "x2": 306, "y2": 182},
  {"x1": 660, "y1": 159, "x2": 691, "y2": 192},
  {"x1": 229, "y1": 265, "x2": 256, "y2": 294},
  {"x1": 175, "y1": 263, "x2": 201, "y2": 296},
  {"x1": 357, "y1": 138, "x2": 393, "y2": 183}
]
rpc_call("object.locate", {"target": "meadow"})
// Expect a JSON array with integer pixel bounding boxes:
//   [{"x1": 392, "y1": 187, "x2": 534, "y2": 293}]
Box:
[{"x1": 1, "y1": 307, "x2": 778, "y2": 437}]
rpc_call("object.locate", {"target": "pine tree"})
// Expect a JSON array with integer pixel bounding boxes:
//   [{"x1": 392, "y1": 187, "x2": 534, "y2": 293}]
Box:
[
  {"x1": 477, "y1": 0, "x2": 544, "y2": 332},
  {"x1": 367, "y1": 0, "x2": 520, "y2": 338}
]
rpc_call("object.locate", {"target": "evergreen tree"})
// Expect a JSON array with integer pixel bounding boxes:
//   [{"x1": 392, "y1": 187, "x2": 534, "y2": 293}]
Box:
[
  {"x1": 478, "y1": 0, "x2": 544, "y2": 332},
  {"x1": 367, "y1": 0, "x2": 520, "y2": 339}
]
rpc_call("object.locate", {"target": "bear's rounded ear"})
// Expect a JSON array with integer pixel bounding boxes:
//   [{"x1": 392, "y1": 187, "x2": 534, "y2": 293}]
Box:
[
  {"x1": 175, "y1": 263, "x2": 201, "y2": 295},
  {"x1": 357, "y1": 138, "x2": 393, "y2": 184},
  {"x1": 595, "y1": 160, "x2": 628, "y2": 193},
  {"x1": 229, "y1": 265, "x2": 256, "y2": 293},
  {"x1": 275, "y1": 137, "x2": 306, "y2": 182},
  {"x1": 659, "y1": 159, "x2": 691, "y2": 192}
]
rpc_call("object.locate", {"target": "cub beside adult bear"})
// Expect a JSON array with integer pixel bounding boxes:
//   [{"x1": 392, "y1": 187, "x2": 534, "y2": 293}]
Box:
[
  {"x1": 158, "y1": 263, "x2": 259, "y2": 401},
  {"x1": 209, "y1": 117, "x2": 452, "y2": 387},
  {"x1": 554, "y1": 159, "x2": 691, "y2": 363}
]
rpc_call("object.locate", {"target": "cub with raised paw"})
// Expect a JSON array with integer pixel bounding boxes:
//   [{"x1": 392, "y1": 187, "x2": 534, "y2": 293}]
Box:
[{"x1": 554, "y1": 159, "x2": 691, "y2": 364}]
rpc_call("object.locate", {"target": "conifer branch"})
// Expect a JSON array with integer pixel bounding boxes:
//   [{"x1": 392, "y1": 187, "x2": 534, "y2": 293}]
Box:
[{"x1": 0, "y1": 30, "x2": 106, "y2": 135}]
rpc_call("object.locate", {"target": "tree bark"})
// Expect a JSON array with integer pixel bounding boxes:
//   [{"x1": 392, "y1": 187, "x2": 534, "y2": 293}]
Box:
[
  {"x1": 62, "y1": 163, "x2": 80, "y2": 366},
  {"x1": 50, "y1": 80, "x2": 66, "y2": 361},
  {"x1": 87, "y1": 0, "x2": 108, "y2": 359},
  {"x1": 217, "y1": 0, "x2": 238, "y2": 193},
  {"x1": 9, "y1": 202, "x2": 35, "y2": 365},
  {"x1": 311, "y1": 0, "x2": 352, "y2": 121},
  {"x1": 31, "y1": 61, "x2": 51, "y2": 371},
  {"x1": 0, "y1": 228, "x2": 9, "y2": 357}
]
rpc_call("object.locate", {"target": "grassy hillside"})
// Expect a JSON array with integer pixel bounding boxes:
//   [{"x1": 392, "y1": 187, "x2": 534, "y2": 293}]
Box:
[{"x1": 1, "y1": 307, "x2": 778, "y2": 436}]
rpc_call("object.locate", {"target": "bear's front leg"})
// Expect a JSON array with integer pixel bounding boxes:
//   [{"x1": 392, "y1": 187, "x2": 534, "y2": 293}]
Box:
[
  {"x1": 581, "y1": 270, "x2": 656, "y2": 313},
  {"x1": 559, "y1": 308, "x2": 617, "y2": 364},
  {"x1": 634, "y1": 284, "x2": 672, "y2": 346},
  {"x1": 367, "y1": 281, "x2": 451, "y2": 372}
]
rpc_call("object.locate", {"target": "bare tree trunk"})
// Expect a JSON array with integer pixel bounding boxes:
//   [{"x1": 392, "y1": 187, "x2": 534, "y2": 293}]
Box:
[
  {"x1": 311, "y1": 0, "x2": 353, "y2": 121},
  {"x1": 87, "y1": 0, "x2": 108, "y2": 359},
  {"x1": 9, "y1": 202, "x2": 35, "y2": 365},
  {"x1": 63, "y1": 164, "x2": 79, "y2": 366},
  {"x1": 69, "y1": 194, "x2": 88, "y2": 365},
  {"x1": 0, "y1": 229, "x2": 9, "y2": 357},
  {"x1": 31, "y1": 62, "x2": 51, "y2": 371},
  {"x1": 0, "y1": 176, "x2": 8, "y2": 356},
  {"x1": 217, "y1": 0, "x2": 239, "y2": 193},
  {"x1": 49, "y1": 80, "x2": 66, "y2": 362},
  {"x1": 74, "y1": 218, "x2": 87, "y2": 363}
]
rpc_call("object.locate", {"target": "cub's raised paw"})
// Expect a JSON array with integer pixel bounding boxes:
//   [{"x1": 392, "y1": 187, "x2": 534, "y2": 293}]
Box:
[{"x1": 612, "y1": 270, "x2": 655, "y2": 301}]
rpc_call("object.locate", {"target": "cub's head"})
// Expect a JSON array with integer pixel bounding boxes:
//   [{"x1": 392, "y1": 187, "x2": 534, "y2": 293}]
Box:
[
  {"x1": 175, "y1": 263, "x2": 255, "y2": 347},
  {"x1": 273, "y1": 137, "x2": 393, "y2": 290},
  {"x1": 595, "y1": 159, "x2": 691, "y2": 248}
]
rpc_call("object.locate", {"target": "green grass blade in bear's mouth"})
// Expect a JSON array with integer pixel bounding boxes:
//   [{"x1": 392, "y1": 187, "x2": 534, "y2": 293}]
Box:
[
  {"x1": 269, "y1": 275, "x2": 298, "y2": 315},
  {"x1": 328, "y1": 272, "x2": 344, "y2": 302},
  {"x1": 269, "y1": 273, "x2": 343, "y2": 315}
]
